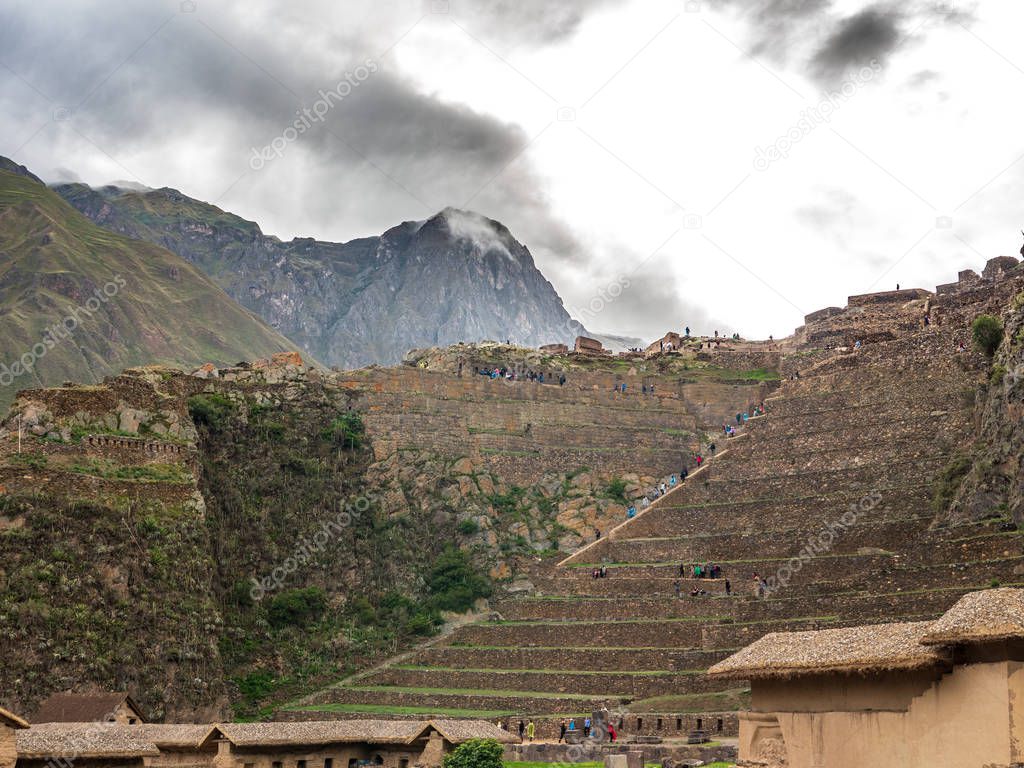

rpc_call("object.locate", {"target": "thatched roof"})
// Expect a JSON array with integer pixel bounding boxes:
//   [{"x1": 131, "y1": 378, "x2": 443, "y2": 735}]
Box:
[
  {"x1": 429, "y1": 719, "x2": 519, "y2": 744},
  {"x1": 0, "y1": 706, "x2": 29, "y2": 729},
  {"x1": 217, "y1": 719, "x2": 519, "y2": 748},
  {"x1": 32, "y1": 692, "x2": 146, "y2": 724},
  {"x1": 921, "y1": 588, "x2": 1024, "y2": 646},
  {"x1": 217, "y1": 720, "x2": 429, "y2": 747},
  {"x1": 708, "y1": 621, "x2": 949, "y2": 679},
  {"x1": 17, "y1": 724, "x2": 160, "y2": 759},
  {"x1": 130, "y1": 724, "x2": 222, "y2": 749}
]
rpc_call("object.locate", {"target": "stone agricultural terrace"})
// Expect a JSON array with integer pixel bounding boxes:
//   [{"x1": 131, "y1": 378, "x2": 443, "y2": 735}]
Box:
[{"x1": 283, "y1": 257, "x2": 1024, "y2": 742}]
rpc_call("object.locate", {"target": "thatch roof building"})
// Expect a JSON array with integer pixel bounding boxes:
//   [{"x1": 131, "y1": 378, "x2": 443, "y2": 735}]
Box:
[
  {"x1": 31, "y1": 693, "x2": 146, "y2": 725},
  {"x1": 712, "y1": 587, "x2": 1024, "y2": 768},
  {"x1": 707, "y1": 620, "x2": 949, "y2": 679}
]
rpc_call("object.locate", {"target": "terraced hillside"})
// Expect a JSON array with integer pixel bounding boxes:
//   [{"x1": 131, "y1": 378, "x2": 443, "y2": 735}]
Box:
[{"x1": 281, "y1": 259, "x2": 1024, "y2": 739}]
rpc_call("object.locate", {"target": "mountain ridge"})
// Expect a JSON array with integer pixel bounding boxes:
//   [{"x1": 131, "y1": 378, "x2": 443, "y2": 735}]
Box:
[
  {"x1": 0, "y1": 162, "x2": 301, "y2": 410},
  {"x1": 53, "y1": 182, "x2": 589, "y2": 368}
]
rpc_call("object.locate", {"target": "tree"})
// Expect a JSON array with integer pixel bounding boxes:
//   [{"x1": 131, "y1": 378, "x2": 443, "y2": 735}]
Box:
[
  {"x1": 427, "y1": 546, "x2": 492, "y2": 612},
  {"x1": 442, "y1": 739, "x2": 503, "y2": 768},
  {"x1": 972, "y1": 314, "x2": 1004, "y2": 357}
]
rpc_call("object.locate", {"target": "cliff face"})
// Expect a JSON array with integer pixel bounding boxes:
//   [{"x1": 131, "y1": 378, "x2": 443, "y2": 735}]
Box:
[
  {"x1": 945, "y1": 274, "x2": 1024, "y2": 527},
  {"x1": 54, "y1": 181, "x2": 587, "y2": 368}
]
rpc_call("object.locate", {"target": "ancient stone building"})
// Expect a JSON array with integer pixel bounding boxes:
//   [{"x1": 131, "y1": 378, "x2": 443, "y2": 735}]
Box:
[{"x1": 709, "y1": 588, "x2": 1024, "y2": 768}]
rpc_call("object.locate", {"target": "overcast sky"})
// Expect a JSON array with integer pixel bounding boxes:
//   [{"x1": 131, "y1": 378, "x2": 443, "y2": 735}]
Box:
[{"x1": 2, "y1": 0, "x2": 1022, "y2": 342}]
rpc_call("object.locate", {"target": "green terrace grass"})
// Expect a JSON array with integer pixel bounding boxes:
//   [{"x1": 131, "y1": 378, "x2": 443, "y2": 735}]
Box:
[
  {"x1": 284, "y1": 703, "x2": 524, "y2": 718},
  {"x1": 479, "y1": 616, "x2": 729, "y2": 626},
  {"x1": 443, "y1": 644, "x2": 741, "y2": 652},
  {"x1": 333, "y1": 684, "x2": 613, "y2": 700},
  {"x1": 392, "y1": 665, "x2": 709, "y2": 676},
  {"x1": 631, "y1": 688, "x2": 751, "y2": 713}
]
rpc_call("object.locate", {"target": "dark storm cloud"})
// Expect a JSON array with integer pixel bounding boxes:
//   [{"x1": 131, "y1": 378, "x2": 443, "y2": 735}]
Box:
[
  {"x1": 0, "y1": 0, "x2": 598, "y2": 266},
  {"x1": 712, "y1": 0, "x2": 977, "y2": 85},
  {"x1": 810, "y1": 6, "x2": 902, "y2": 81}
]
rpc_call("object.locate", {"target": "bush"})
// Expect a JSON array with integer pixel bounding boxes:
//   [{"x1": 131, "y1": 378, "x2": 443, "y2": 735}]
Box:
[
  {"x1": 972, "y1": 314, "x2": 1004, "y2": 356},
  {"x1": 603, "y1": 478, "x2": 628, "y2": 504},
  {"x1": 457, "y1": 519, "x2": 480, "y2": 535},
  {"x1": 932, "y1": 455, "x2": 972, "y2": 513},
  {"x1": 427, "y1": 546, "x2": 492, "y2": 612},
  {"x1": 322, "y1": 412, "x2": 365, "y2": 449},
  {"x1": 267, "y1": 587, "x2": 327, "y2": 629},
  {"x1": 188, "y1": 393, "x2": 235, "y2": 430},
  {"x1": 442, "y1": 739, "x2": 503, "y2": 768},
  {"x1": 991, "y1": 364, "x2": 1007, "y2": 386}
]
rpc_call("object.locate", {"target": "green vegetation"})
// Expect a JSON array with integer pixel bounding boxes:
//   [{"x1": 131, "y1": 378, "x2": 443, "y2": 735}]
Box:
[
  {"x1": 321, "y1": 412, "x2": 365, "y2": 449},
  {"x1": 427, "y1": 546, "x2": 493, "y2": 612},
  {"x1": 457, "y1": 519, "x2": 481, "y2": 535},
  {"x1": 443, "y1": 739, "x2": 503, "y2": 768},
  {"x1": 267, "y1": 587, "x2": 328, "y2": 629},
  {"x1": 67, "y1": 458, "x2": 189, "y2": 483},
  {"x1": 972, "y1": 314, "x2": 1004, "y2": 356},
  {"x1": 188, "y1": 393, "x2": 236, "y2": 430},
  {"x1": 602, "y1": 478, "x2": 629, "y2": 504},
  {"x1": 932, "y1": 455, "x2": 973, "y2": 513}
]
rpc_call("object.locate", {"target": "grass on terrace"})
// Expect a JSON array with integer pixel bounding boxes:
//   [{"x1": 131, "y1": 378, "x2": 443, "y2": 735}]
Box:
[
  {"x1": 324, "y1": 684, "x2": 611, "y2": 699},
  {"x1": 392, "y1": 665, "x2": 708, "y2": 676},
  {"x1": 283, "y1": 703, "x2": 525, "y2": 718}
]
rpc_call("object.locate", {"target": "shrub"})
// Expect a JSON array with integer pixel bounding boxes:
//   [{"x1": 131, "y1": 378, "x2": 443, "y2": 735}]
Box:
[
  {"x1": 322, "y1": 412, "x2": 365, "y2": 449},
  {"x1": 404, "y1": 611, "x2": 441, "y2": 637},
  {"x1": 457, "y1": 519, "x2": 480, "y2": 535},
  {"x1": 427, "y1": 546, "x2": 492, "y2": 612},
  {"x1": 442, "y1": 739, "x2": 503, "y2": 768},
  {"x1": 991, "y1": 364, "x2": 1007, "y2": 386},
  {"x1": 187, "y1": 393, "x2": 235, "y2": 430},
  {"x1": 603, "y1": 478, "x2": 628, "y2": 504},
  {"x1": 267, "y1": 586, "x2": 327, "y2": 629},
  {"x1": 972, "y1": 314, "x2": 1004, "y2": 357},
  {"x1": 932, "y1": 455, "x2": 972, "y2": 513}
]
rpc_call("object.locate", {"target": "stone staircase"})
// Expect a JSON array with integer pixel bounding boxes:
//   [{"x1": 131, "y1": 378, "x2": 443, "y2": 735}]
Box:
[{"x1": 281, "y1": 277, "x2": 1024, "y2": 741}]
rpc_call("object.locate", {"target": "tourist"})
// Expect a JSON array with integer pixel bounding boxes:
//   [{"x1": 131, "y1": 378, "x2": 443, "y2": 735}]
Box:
[
  {"x1": 526, "y1": 720, "x2": 535, "y2": 742},
  {"x1": 568, "y1": 718, "x2": 577, "y2": 733},
  {"x1": 752, "y1": 573, "x2": 761, "y2": 597},
  {"x1": 679, "y1": 562, "x2": 686, "y2": 577},
  {"x1": 518, "y1": 720, "x2": 525, "y2": 738},
  {"x1": 725, "y1": 579, "x2": 731, "y2": 595},
  {"x1": 583, "y1": 717, "x2": 592, "y2": 737},
  {"x1": 641, "y1": 496, "x2": 650, "y2": 508},
  {"x1": 627, "y1": 504, "x2": 636, "y2": 519},
  {"x1": 596, "y1": 529, "x2": 601, "y2": 540},
  {"x1": 674, "y1": 579, "x2": 681, "y2": 598},
  {"x1": 669, "y1": 474, "x2": 676, "y2": 487},
  {"x1": 642, "y1": 384, "x2": 647, "y2": 394},
  {"x1": 607, "y1": 721, "x2": 617, "y2": 742},
  {"x1": 559, "y1": 720, "x2": 567, "y2": 742},
  {"x1": 709, "y1": 442, "x2": 716, "y2": 455}
]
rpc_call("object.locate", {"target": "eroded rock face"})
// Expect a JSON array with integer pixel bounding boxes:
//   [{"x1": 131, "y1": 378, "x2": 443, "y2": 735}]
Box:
[{"x1": 947, "y1": 286, "x2": 1024, "y2": 527}]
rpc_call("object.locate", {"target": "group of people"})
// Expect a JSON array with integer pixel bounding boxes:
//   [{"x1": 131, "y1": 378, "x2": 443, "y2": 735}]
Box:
[
  {"x1": 501, "y1": 716, "x2": 615, "y2": 743},
  {"x1": 591, "y1": 566, "x2": 609, "y2": 578},
  {"x1": 474, "y1": 366, "x2": 566, "y2": 385}
]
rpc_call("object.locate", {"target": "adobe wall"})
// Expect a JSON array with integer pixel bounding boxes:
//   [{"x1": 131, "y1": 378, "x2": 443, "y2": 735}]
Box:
[{"x1": 749, "y1": 661, "x2": 1019, "y2": 768}]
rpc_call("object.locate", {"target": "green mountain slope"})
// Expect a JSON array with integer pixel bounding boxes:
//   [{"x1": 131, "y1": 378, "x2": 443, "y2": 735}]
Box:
[{"x1": 0, "y1": 167, "x2": 298, "y2": 409}]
